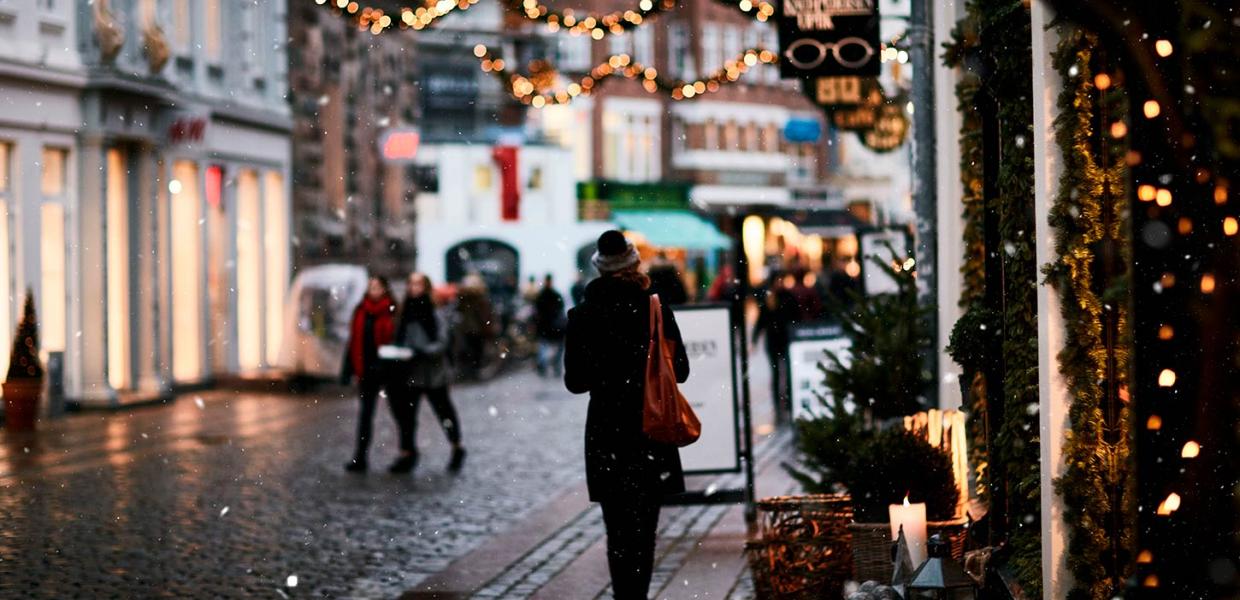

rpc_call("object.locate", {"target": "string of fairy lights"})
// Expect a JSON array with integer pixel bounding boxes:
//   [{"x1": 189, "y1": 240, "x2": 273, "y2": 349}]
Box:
[
  {"x1": 474, "y1": 44, "x2": 778, "y2": 106},
  {"x1": 315, "y1": 0, "x2": 780, "y2": 104}
]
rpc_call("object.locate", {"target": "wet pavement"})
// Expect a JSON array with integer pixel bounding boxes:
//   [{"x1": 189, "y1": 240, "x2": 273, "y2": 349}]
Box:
[{"x1": 0, "y1": 370, "x2": 588, "y2": 599}]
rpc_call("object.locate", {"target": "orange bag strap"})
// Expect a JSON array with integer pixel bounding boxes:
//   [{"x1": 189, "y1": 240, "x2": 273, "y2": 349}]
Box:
[{"x1": 649, "y1": 294, "x2": 662, "y2": 342}]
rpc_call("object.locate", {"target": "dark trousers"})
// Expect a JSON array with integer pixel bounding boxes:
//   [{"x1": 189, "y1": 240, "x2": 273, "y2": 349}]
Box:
[
  {"x1": 599, "y1": 498, "x2": 661, "y2": 600},
  {"x1": 353, "y1": 374, "x2": 412, "y2": 461},
  {"x1": 405, "y1": 386, "x2": 463, "y2": 448},
  {"x1": 766, "y1": 346, "x2": 791, "y2": 422}
]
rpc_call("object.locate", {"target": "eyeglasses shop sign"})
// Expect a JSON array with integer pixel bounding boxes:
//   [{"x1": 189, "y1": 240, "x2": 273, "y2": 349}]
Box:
[{"x1": 778, "y1": 0, "x2": 880, "y2": 78}]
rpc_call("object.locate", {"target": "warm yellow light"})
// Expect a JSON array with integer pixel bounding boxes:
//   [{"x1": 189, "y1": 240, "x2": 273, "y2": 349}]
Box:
[
  {"x1": 1110, "y1": 121, "x2": 1127, "y2": 138},
  {"x1": 1216, "y1": 185, "x2": 1229, "y2": 205},
  {"x1": 1224, "y1": 217, "x2": 1238, "y2": 236},
  {"x1": 1094, "y1": 73, "x2": 1111, "y2": 90},
  {"x1": 236, "y1": 170, "x2": 264, "y2": 371},
  {"x1": 591, "y1": 28, "x2": 604, "y2": 40},
  {"x1": 1177, "y1": 217, "x2": 1192, "y2": 234},
  {"x1": 1155, "y1": 188, "x2": 1172, "y2": 206},
  {"x1": 1200, "y1": 273, "x2": 1215, "y2": 294},
  {"x1": 1143, "y1": 100, "x2": 1161, "y2": 118},
  {"x1": 1146, "y1": 414, "x2": 1162, "y2": 430},
  {"x1": 1158, "y1": 369, "x2": 1176, "y2": 387},
  {"x1": 742, "y1": 216, "x2": 766, "y2": 285},
  {"x1": 1158, "y1": 325, "x2": 1174, "y2": 340},
  {"x1": 1181, "y1": 441, "x2": 1200, "y2": 458},
  {"x1": 473, "y1": 44, "x2": 487, "y2": 57},
  {"x1": 1138, "y1": 184, "x2": 1156, "y2": 201},
  {"x1": 1160, "y1": 272, "x2": 1176, "y2": 288},
  {"x1": 1155, "y1": 39, "x2": 1173, "y2": 57},
  {"x1": 531, "y1": 96, "x2": 546, "y2": 108},
  {"x1": 744, "y1": 53, "x2": 758, "y2": 66},
  {"x1": 681, "y1": 84, "x2": 695, "y2": 98},
  {"x1": 1156, "y1": 493, "x2": 1181, "y2": 515},
  {"x1": 1137, "y1": 550, "x2": 1153, "y2": 564}
]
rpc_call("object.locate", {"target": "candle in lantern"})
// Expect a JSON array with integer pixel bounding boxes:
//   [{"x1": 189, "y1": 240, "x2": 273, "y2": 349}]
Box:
[{"x1": 889, "y1": 495, "x2": 929, "y2": 566}]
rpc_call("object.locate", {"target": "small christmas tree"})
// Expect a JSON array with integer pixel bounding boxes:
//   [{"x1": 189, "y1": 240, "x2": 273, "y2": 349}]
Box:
[{"x1": 7, "y1": 290, "x2": 43, "y2": 381}]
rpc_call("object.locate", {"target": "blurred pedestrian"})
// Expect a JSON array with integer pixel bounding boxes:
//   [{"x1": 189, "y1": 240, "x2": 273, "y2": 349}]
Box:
[
  {"x1": 752, "y1": 273, "x2": 796, "y2": 420},
  {"x1": 789, "y1": 269, "x2": 824, "y2": 321},
  {"x1": 533, "y1": 274, "x2": 567, "y2": 378},
  {"x1": 341, "y1": 275, "x2": 398, "y2": 473},
  {"x1": 564, "y1": 230, "x2": 690, "y2": 600},
  {"x1": 647, "y1": 251, "x2": 689, "y2": 305},
  {"x1": 706, "y1": 264, "x2": 739, "y2": 303},
  {"x1": 456, "y1": 274, "x2": 496, "y2": 380},
  {"x1": 390, "y1": 273, "x2": 467, "y2": 473}
]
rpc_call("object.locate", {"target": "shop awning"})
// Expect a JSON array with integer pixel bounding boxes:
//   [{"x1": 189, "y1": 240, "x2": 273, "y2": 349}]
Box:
[{"x1": 612, "y1": 210, "x2": 732, "y2": 251}]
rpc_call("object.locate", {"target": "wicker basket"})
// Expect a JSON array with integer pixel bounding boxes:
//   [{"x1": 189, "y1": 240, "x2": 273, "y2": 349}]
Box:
[
  {"x1": 745, "y1": 494, "x2": 854, "y2": 599},
  {"x1": 849, "y1": 517, "x2": 970, "y2": 583}
]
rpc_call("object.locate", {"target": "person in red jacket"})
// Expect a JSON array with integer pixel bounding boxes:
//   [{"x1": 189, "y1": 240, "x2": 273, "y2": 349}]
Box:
[{"x1": 341, "y1": 275, "x2": 399, "y2": 472}]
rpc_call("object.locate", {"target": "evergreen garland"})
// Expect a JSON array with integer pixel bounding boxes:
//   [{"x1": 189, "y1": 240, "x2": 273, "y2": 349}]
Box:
[
  {"x1": 943, "y1": 1, "x2": 1041, "y2": 595},
  {"x1": 1045, "y1": 27, "x2": 1134, "y2": 600}
]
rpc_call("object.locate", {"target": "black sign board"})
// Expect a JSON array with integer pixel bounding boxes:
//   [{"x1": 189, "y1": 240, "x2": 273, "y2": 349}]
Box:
[{"x1": 778, "y1": 0, "x2": 880, "y2": 78}]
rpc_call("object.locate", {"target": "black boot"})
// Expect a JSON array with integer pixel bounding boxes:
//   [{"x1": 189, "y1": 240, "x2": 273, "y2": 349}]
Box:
[
  {"x1": 448, "y1": 447, "x2": 467, "y2": 473},
  {"x1": 388, "y1": 453, "x2": 418, "y2": 474},
  {"x1": 345, "y1": 457, "x2": 368, "y2": 473}
]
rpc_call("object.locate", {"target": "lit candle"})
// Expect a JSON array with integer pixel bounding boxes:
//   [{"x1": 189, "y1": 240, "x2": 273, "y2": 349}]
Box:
[{"x1": 889, "y1": 495, "x2": 929, "y2": 566}]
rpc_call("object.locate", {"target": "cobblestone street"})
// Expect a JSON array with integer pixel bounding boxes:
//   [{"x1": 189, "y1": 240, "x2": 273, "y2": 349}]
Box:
[{"x1": 0, "y1": 370, "x2": 590, "y2": 598}]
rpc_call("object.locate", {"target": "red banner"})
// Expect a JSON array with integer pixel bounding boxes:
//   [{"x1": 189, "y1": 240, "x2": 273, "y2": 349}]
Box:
[{"x1": 492, "y1": 146, "x2": 520, "y2": 221}]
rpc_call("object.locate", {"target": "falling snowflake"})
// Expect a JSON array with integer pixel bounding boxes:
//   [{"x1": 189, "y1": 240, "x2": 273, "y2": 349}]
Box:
[
  {"x1": 195, "y1": 396, "x2": 205, "y2": 409},
  {"x1": 488, "y1": 406, "x2": 498, "y2": 417},
  {"x1": 220, "y1": 506, "x2": 230, "y2": 517},
  {"x1": 286, "y1": 575, "x2": 298, "y2": 588}
]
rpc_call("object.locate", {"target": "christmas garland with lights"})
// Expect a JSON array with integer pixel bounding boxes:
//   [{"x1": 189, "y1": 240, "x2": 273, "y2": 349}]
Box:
[
  {"x1": 474, "y1": 45, "x2": 778, "y2": 105},
  {"x1": 504, "y1": 0, "x2": 774, "y2": 40},
  {"x1": 1045, "y1": 27, "x2": 1134, "y2": 600}
]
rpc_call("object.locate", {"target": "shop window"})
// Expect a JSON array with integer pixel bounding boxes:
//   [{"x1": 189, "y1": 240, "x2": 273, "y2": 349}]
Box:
[
  {"x1": 263, "y1": 172, "x2": 288, "y2": 367},
  {"x1": 172, "y1": 0, "x2": 191, "y2": 52},
  {"x1": 204, "y1": 0, "x2": 222, "y2": 62},
  {"x1": 171, "y1": 161, "x2": 203, "y2": 382},
  {"x1": 106, "y1": 149, "x2": 131, "y2": 389},
  {"x1": 40, "y1": 204, "x2": 66, "y2": 358},
  {"x1": 723, "y1": 121, "x2": 739, "y2": 150},
  {"x1": 702, "y1": 24, "x2": 722, "y2": 72},
  {"x1": 667, "y1": 23, "x2": 694, "y2": 81},
  {"x1": 138, "y1": 0, "x2": 157, "y2": 27},
  {"x1": 0, "y1": 201, "x2": 10, "y2": 375},
  {"x1": 236, "y1": 170, "x2": 263, "y2": 371},
  {"x1": 41, "y1": 147, "x2": 67, "y2": 197},
  {"x1": 602, "y1": 104, "x2": 661, "y2": 182}
]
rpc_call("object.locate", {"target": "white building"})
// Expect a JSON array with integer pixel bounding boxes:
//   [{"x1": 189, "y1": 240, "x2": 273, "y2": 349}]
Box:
[
  {"x1": 414, "y1": 144, "x2": 612, "y2": 301},
  {"x1": 0, "y1": 0, "x2": 292, "y2": 408}
]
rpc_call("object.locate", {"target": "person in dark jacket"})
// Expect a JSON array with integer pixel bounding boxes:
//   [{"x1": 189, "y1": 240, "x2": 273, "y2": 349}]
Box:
[
  {"x1": 341, "y1": 275, "x2": 398, "y2": 473},
  {"x1": 646, "y1": 252, "x2": 689, "y2": 306},
  {"x1": 751, "y1": 272, "x2": 797, "y2": 421},
  {"x1": 564, "y1": 230, "x2": 691, "y2": 600},
  {"x1": 533, "y1": 274, "x2": 567, "y2": 378},
  {"x1": 390, "y1": 272, "x2": 467, "y2": 473}
]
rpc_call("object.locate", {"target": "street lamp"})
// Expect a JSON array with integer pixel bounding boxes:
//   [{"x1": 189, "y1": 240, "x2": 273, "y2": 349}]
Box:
[{"x1": 904, "y1": 535, "x2": 978, "y2": 600}]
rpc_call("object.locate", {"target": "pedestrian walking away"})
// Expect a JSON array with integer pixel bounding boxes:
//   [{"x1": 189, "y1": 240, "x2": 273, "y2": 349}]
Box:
[
  {"x1": 391, "y1": 272, "x2": 467, "y2": 473},
  {"x1": 340, "y1": 275, "x2": 399, "y2": 473},
  {"x1": 564, "y1": 230, "x2": 691, "y2": 600},
  {"x1": 533, "y1": 273, "x2": 567, "y2": 378}
]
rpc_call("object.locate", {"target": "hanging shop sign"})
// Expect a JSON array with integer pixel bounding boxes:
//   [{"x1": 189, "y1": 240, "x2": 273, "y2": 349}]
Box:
[
  {"x1": 858, "y1": 99, "x2": 910, "y2": 152},
  {"x1": 778, "y1": 0, "x2": 880, "y2": 78},
  {"x1": 378, "y1": 128, "x2": 421, "y2": 164}
]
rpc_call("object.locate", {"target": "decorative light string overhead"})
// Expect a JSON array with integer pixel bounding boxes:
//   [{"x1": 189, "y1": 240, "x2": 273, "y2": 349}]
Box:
[
  {"x1": 505, "y1": 0, "x2": 775, "y2": 40},
  {"x1": 314, "y1": 0, "x2": 478, "y2": 33},
  {"x1": 474, "y1": 45, "x2": 777, "y2": 106}
]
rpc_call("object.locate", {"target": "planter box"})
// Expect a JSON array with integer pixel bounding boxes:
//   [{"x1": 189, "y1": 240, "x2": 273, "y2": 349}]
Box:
[
  {"x1": 3, "y1": 379, "x2": 42, "y2": 431},
  {"x1": 745, "y1": 494, "x2": 853, "y2": 599},
  {"x1": 849, "y1": 517, "x2": 970, "y2": 583}
]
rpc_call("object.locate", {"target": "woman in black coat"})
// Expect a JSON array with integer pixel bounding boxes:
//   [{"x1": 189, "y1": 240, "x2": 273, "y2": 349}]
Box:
[{"x1": 564, "y1": 230, "x2": 690, "y2": 600}]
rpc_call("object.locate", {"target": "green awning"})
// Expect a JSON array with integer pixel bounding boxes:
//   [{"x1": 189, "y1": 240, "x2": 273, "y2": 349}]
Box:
[{"x1": 612, "y1": 210, "x2": 732, "y2": 251}]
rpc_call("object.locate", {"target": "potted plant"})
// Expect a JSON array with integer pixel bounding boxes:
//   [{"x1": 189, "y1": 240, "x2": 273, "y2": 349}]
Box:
[
  {"x1": 3, "y1": 291, "x2": 43, "y2": 431},
  {"x1": 788, "y1": 250, "x2": 962, "y2": 582}
]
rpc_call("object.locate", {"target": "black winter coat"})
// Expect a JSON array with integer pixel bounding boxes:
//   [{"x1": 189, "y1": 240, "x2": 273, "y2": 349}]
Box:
[{"x1": 564, "y1": 276, "x2": 691, "y2": 503}]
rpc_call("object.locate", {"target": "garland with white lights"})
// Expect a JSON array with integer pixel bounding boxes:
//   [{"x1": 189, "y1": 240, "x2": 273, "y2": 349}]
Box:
[
  {"x1": 314, "y1": 0, "x2": 476, "y2": 32},
  {"x1": 474, "y1": 45, "x2": 778, "y2": 105}
]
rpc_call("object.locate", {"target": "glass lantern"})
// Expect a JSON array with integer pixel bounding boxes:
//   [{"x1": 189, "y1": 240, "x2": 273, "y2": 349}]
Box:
[{"x1": 905, "y1": 534, "x2": 978, "y2": 600}]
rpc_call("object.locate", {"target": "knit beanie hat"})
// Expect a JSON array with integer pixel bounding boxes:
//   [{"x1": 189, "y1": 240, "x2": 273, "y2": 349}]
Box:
[{"x1": 591, "y1": 230, "x2": 640, "y2": 274}]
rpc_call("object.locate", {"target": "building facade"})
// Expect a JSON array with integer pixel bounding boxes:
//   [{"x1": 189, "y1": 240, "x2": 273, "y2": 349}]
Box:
[
  {"x1": 288, "y1": 2, "x2": 425, "y2": 278},
  {"x1": 0, "y1": 0, "x2": 292, "y2": 408}
]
